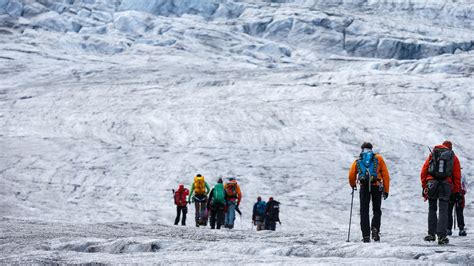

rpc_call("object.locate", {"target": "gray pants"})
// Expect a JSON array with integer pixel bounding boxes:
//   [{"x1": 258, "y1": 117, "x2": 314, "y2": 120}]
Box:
[{"x1": 427, "y1": 180, "x2": 451, "y2": 237}]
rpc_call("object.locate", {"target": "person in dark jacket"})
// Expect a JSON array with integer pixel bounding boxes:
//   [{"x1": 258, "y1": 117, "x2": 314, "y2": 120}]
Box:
[
  {"x1": 252, "y1": 196, "x2": 266, "y2": 231},
  {"x1": 264, "y1": 197, "x2": 280, "y2": 231},
  {"x1": 207, "y1": 178, "x2": 226, "y2": 229}
]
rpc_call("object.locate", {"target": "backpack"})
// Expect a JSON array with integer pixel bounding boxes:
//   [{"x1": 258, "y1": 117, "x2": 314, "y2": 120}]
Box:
[
  {"x1": 225, "y1": 182, "x2": 237, "y2": 198},
  {"x1": 428, "y1": 147, "x2": 454, "y2": 179},
  {"x1": 194, "y1": 176, "x2": 206, "y2": 195},
  {"x1": 256, "y1": 201, "x2": 266, "y2": 216},
  {"x1": 174, "y1": 189, "x2": 188, "y2": 207},
  {"x1": 213, "y1": 183, "x2": 225, "y2": 204},
  {"x1": 357, "y1": 151, "x2": 378, "y2": 183},
  {"x1": 267, "y1": 201, "x2": 280, "y2": 221}
]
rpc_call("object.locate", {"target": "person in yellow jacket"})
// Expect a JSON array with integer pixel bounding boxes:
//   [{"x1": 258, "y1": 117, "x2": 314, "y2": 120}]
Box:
[{"x1": 348, "y1": 142, "x2": 390, "y2": 243}]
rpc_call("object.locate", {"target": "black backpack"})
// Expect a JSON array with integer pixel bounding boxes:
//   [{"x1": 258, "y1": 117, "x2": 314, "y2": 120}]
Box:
[
  {"x1": 267, "y1": 201, "x2": 280, "y2": 221},
  {"x1": 428, "y1": 147, "x2": 454, "y2": 179}
]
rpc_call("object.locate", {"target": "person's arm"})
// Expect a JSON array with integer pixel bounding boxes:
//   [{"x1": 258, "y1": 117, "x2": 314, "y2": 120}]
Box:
[
  {"x1": 188, "y1": 183, "x2": 195, "y2": 202},
  {"x1": 377, "y1": 155, "x2": 390, "y2": 193},
  {"x1": 236, "y1": 185, "x2": 242, "y2": 205},
  {"x1": 420, "y1": 155, "x2": 431, "y2": 189},
  {"x1": 452, "y1": 155, "x2": 461, "y2": 194},
  {"x1": 205, "y1": 182, "x2": 210, "y2": 195},
  {"x1": 348, "y1": 161, "x2": 357, "y2": 188},
  {"x1": 207, "y1": 188, "x2": 214, "y2": 208},
  {"x1": 252, "y1": 203, "x2": 257, "y2": 221}
]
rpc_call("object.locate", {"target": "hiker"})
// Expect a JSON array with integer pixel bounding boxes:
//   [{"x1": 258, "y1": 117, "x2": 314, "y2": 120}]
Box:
[
  {"x1": 421, "y1": 140, "x2": 461, "y2": 245},
  {"x1": 264, "y1": 197, "x2": 280, "y2": 231},
  {"x1": 348, "y1": 142, "x2": 390, "y2": 243},
  {"x1": 173, "y1": 184, "x2": 189, "y2": 226},
  {"x1": 224, "y1": 177, "x2": 242, "y2": 229},
  {"x1": 188, "y1": 174, "x2": 210, "y2": 227},
  {"x1": 252, "y1": 196, "x2": 266, "y2": 231},
  {"x1": 448, "y1": 173, "x2": 467, "y2": 236},
  {"x1": 207, "y1": 178, "x2": 226, "y2": 229}
]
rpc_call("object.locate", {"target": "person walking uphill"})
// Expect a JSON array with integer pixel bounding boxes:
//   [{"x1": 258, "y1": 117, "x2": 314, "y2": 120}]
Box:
[
  {"x1": 224, "y1": 177, "x2": 242, "y2": 229},
  {"x1": 264, "y1": 197, "x2": 281, "y2": 231},
  {"x1": 173, "y1": 184, "x2": 189, "y2": 226},
  {"x1": 252, "y1": 196, "x2": 266, "y2": 231},
  {"x1": 207, "y1": 178, "x2": 226, "y2": 229},
  {"x1": 348, "y1": 142, "x2": 390, "y2": 243},
  {"x1": 421, "y1": 141, "x2": 462, "y2": 245},
  {"x1": 188, "y1": 174, "x2": 210, "y2": 227}
]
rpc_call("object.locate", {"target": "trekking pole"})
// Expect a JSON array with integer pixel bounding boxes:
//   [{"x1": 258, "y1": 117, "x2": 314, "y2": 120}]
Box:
[{"x1": 347, "y1": 187, "x2": 355, "y2": 242}]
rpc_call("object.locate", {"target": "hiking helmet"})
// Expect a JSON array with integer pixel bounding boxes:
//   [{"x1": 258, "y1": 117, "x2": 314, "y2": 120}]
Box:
[
  {"x1": 217, "y1": 178, "x2": 223, "y2": 183},
  {"x1": 196, "y1": 174, "x2": 202, "y2": 177},
  {"x1": 178, "y1": 184, "x2": 184, "y2": 190},
  {"x1": 257, "y1": 196, "x2": 261, "y2": 201},
  {"x1": 269, "y1": 197, "x2": 274, "y2": 201},
  {"x1": 361, "y1": 142, "x2": 373, "y2": 150},
  {"x1": 443, "y1": 140, "x2": 452, "y2": 150}
]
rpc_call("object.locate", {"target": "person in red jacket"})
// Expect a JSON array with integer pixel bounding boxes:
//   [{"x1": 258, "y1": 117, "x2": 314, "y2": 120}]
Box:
[
  {"x1": 420, "y1": 141, "x2": 461, "y2": 245},
  {"x1": 173, "y1": 184, "x2": 189, "y2": 226}
]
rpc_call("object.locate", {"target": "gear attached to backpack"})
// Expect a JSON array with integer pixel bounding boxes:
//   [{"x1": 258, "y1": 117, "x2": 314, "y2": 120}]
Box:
[
  {"x1": 256, "y1": 201, "x2": 266, "y2": 216},
  {"x1": 357, "y1": 151, "x2": 378, "y2": 184},
  {"x1": 194, "y1": 174, "x2": 206, "y2": 195},
  {"x1": 213, "y1": 183, "x2": 225, "y2": 204},
  {"x1": 225, "y1": 181, "x2": 237, "y2": 198},
  {"x1": 428, "y1": 147, "x2": 454, "y2": 180}
]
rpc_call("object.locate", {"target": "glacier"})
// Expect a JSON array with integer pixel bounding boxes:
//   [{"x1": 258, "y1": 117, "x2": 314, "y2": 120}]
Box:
[{"x1": 0, "y1": 0, "x2": 473, "y2": 264}]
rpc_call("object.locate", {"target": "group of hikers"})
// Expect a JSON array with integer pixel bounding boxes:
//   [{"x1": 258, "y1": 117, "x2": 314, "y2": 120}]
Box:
[
  {"x1": 172, "y1": 175, "x2": 280, "y2": 231},
  {"x1": 348, "y1": 141, "x2": 467, "y2": 245},
  {"x1": 172, "y1": 140, "x2": 467, "y2": 245}
]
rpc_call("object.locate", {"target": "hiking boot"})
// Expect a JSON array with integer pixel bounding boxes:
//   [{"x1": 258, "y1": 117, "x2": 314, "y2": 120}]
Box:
[
  {"x1": 459, "y1": 229, "x2": 467, "y2": 236},
  {"x1": 362, "y1": 236, "x2": 370, "y2": 243},
  {"x1": 446, "y1": 229, "x2": 452, "y2": 236},
  {"x1": 437, "y1": 236, "x2": 449, "y2": 245},
  {"x1": 424, "y1": 234, "x2": 436, "y2": 242},
  {"x1": 371, "y1": 227, "x2": 380, "y2": 242},
  {"x1": 195, "y1": 223, "x2": 200, "y2": 227}
]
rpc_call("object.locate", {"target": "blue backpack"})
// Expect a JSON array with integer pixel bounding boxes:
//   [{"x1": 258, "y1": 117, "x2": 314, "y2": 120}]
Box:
[
  {"x1": 357, "y1": 151, "x2": 378, "y2": 183},
  {"x1": 256, "y1": 201, "x2": 266, "y2": 216}
]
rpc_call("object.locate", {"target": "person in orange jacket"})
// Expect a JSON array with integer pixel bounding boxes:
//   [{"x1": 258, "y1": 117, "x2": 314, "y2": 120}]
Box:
[
  {"x1": 224, "y1": 177, "x2": 242, "y2": 229},
  {"x1": 421, "y1": 140, "x2": 461, "y2": 245},
  {"x1": 349, "y1": 142, "x2": 390, "y2": 243}
]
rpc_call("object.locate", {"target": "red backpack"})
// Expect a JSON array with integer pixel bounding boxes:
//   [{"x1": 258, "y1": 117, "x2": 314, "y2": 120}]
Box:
[{"x1": 174, "y1": 188, "x2": 189, "y2": 207}]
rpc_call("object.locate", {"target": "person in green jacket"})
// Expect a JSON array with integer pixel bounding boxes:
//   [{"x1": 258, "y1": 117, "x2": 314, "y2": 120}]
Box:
[
  {"x1": 188, "y1": 174, "x2": 210, "y2": 227},
  {"x1": 207, "y1": 178, "x2": 226, "y2": 229}
]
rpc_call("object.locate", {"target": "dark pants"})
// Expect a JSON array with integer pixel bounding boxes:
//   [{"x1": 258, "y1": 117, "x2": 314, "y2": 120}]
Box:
[
  {"x1": 194, "y1": 195, "x2": 208, "y2": 225},
  {"x1": 359, "y1": 184, "x2": 382, "y2": 238},
  {"x1": 447, "y1": 195, "x2": 465, "y2": 230},
  {"x1": 209, "y1": 203, "x2": 225, "y2": 229},
  {"x1": 174, "y1": 206, "x2": 187, "y2": 225},
  {"x1": 265, "y1": 219, "x2": 276, "y2": 231},
  {"x1": 427, "y1": 180, "x2": 451, "y2": 236}
]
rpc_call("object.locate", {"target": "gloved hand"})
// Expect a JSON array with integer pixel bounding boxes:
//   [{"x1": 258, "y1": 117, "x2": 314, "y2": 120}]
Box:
[
  {"x1": 422, "y1": 187, "x2": 428, "y2": 201},
  {"x1": 278, "y1": 221, "x2": 281, "y2": 225},
  {"x1": 351, "y1": 185, "x2": 357, "y2": 191},
  {"x1": 383, "y1": 192, "x2": 389, "y2": 200}
]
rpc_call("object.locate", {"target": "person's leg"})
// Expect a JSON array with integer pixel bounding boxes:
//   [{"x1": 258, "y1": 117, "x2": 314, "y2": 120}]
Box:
[
  {"x1": 174, "y1": 206, "x2": 181, "y2": 225},
  {"x1": 428, "y1": 199, "x2": 438, "y2": 235},
  {"x1": 359, "y1": 184, "x2": 371, "y2": 239},
  {"x1": 371, "y1": 187, "x2": 382, "y2": 231},
  {"x1": 182, "y1": 206, "x2": 187, "y2": 226},
  {"x1": 456, "y1": 198, "x2": 465, "y2": 230},
  {"x1": 226, "y1": 202, "x2": 236, "y2": 228},
  {"x1": 210, "y1": 208, "x2": 216, "y2": 229},
  {"x1": 269, "y1": 221, "x2": 276, "y2": 231},
  {"x1": 194, "y1": 201, "x2": 200, "y2": 225},
  {"x1": 447, "y1": 200, "x2": 454, "y2": 231},
  {"x1": 437, "y1": 182, "x2": 451, "y2": 238},
  {"x1": 264, "y1": 218, "x2": 270, "y2": 230},
  {"x1": 217, "y1": 207, "x2": 224, "y2": 229}
]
